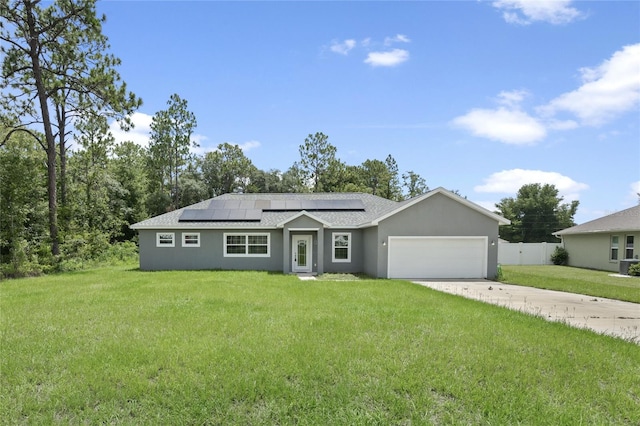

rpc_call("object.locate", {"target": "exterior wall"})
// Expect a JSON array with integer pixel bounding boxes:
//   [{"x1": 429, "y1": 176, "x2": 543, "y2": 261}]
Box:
[
  {"x1": 376, "y1": 193, "x2": 500, "y2": 279},
  {"x1": 322, "y1": 229, "x2": 364, "y2": 274},
  {"x1": 362, "y1": 227, "x2": 379, "y2": 278},
  {"x1": 498, "y1": 242, "x2": 562, "y2": 265},
  {"x1": 138, "y1": 229, "x2": 282, "y2": 271},
  {"x1": 562, "y1": 232, "x2": 640, "y2": 272}
]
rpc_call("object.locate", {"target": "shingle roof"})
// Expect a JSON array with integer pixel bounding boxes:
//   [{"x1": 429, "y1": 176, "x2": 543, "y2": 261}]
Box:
[
  {"x1": 553, "y1": 205, "x2": 640, "y2": 236},
  {"x1": 130, "y1": 192, "x2": 401, "y2": 229},
  {"x1": 130, "y1": 188, "x2": 509, "y2": 230}
]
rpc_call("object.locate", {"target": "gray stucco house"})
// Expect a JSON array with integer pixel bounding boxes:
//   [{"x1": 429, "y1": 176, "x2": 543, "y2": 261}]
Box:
[
  {"x1": 131, "y1": 187, "x2": 510, "y2": 279},
  {"x1": 553, "y1": 205, "x2": 639, "y2": 272}
]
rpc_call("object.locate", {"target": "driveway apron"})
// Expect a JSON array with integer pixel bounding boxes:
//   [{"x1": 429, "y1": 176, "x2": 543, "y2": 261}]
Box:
[{"x1": 414, "y1": 280, "x2": 640, "y2": 344}]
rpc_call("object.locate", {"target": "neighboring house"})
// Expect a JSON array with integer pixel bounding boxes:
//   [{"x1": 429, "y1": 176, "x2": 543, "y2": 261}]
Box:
[
  {"x1": 553, "y1": 205, "x2": 640, "y2": 272},
  {"x1": 131, "y1": 187, "x2": 510, "y2": 279}
]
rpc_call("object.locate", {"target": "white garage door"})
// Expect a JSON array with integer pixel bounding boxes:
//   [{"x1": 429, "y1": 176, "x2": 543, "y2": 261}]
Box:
[{"x1": 388, "y1": 236, "x2": 487, "y2": 279}]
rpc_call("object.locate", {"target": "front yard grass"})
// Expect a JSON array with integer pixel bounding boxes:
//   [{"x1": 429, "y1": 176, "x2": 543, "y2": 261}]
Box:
[
  {"x1": 501, "y1": 265, "x2": 640, "y2": 303},
  {"x1": 1, "y1": 267, "x2": 639, "y2": 425}
]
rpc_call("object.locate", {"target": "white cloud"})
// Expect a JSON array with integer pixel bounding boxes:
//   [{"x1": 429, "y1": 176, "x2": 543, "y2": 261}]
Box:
[
  {"x1": 384, "y1": 34, "x2": 411, "y2": 45},
  {"x1": 109, "y1": 112, "x2": 206, "y2": 156},
  {"x1": 451, "y1": 107, "x2": 546, "y2": 145},
  {"x1": 364, "y1": 49, "x2": 410, "y2": 67},
  {"x1": 475, "y1": 169, "x2": 589, "y2": 201},
  {"x1": 538, "y1": 43, "x2": 640, "y2": 126},
  {"x1": 628, "y1": 181, "x2": 640, "y2": 205},
  {"x1": 330, "y1": 39, "x2": 356, "y2": 55},
  {"x1": 492, "y1": 0, "x2": 583, "y2": 25},
  {"x1": 496, "y1": 89, "x2": 529, "y2": 108},
  {"x1": 238, "y1": 140, "x2": 261, "y2": 152},
  {"x1": 109, "y1": 112, "x2": 153, "y2": 148}
]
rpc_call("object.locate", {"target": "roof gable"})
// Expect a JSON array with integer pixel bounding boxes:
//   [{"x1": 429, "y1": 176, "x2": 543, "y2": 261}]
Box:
[
  {"x1": 370, "y1": 187, "x2": 510, "y2": 226},
  {"x1": 554, "y1": 204, "x2": 640, "y2": 235},
  {"x1": 276, "y1": 211, "x2": 331, "y2": 228}
]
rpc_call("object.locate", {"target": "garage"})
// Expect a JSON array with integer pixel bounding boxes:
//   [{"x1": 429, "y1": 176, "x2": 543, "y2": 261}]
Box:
[{"x1": 387, "y1": 236, "x2": 487, "y2": 279}]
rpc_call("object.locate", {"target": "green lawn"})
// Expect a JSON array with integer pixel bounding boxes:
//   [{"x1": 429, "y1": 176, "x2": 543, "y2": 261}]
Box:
[
  {"x1": 501, "y1": 265, "x2": 640, "y2": 303},
  {"x1": 1, "y1": 267, "x2": 639, "y2": 425}
]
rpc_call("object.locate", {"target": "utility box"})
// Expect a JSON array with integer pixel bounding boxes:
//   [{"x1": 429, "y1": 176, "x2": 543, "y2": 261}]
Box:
[{"x1": 619, "y1": 259, "x2": 639, "y2": 275}]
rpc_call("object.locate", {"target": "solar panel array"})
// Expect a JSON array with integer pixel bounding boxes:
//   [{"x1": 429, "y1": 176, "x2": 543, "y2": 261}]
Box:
[{"x1": 178, "y1": 198, "x2": 365, "y2": 222}]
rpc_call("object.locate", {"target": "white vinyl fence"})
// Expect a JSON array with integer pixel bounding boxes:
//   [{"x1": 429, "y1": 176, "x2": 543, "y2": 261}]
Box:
[{"x1": 498, "y1": 242, "x2": 562, "y2": 265}]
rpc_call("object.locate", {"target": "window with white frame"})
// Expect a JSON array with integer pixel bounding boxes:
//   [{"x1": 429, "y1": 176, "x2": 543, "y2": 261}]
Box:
[
  {"x1": 182, "y1": 232, "x2": 200, "y2": 247},
  {"x1": 224, "y1": 233, "x2": 270, "y2": 257},
  {"x1": 610, "y1": 236, "x2": 619, "y2": 261},
  {"x1": 625, "y1": 235, "x2": 635, "y2": 259},
  {"x1": 156, "y1": 232, "x2": 175, "y2": 247},
  {"x1": 332, "y1": 232, "x2": 351, "y2": 262}
]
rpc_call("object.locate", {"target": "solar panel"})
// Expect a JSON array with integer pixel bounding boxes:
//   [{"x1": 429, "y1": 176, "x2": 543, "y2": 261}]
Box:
[
  {"x1": 269, "y1": 200, "x2": 287, "y2": 210},
  {"x1": 285, "y1": 200, "x2": 302, "y2": 210},
  {"x1": 208, "y1": 200, "x2": 226, "y2": 209},
  {"x1": 254, "y1": 200, "x2": 271, "y2": 210},
  {"x1": 212, "y1": 209, "x2": 231, "y2": 220},
  {"x1": 244, "y1": 209, "x2": 263, "y2": 220},
  {"x1": 179, "y1": 209, "x2": 215, "y2": 221},
  {"x1": 222, "y1": 200, "x2": 241, "y2": 210},
  {"x1": 180, "y1": 197, "x2": 364, "y2": 222},
  {"x1": 239, "y1": 201, "x2": 255, "y2": 210}
]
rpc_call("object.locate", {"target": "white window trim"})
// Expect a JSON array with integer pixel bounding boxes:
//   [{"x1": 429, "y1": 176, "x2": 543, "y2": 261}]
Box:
[
  {"x1": 610, "y1": 235, "x2": 619, "y2": 261},
  {"x1": 156, "y1": 232, "x2": 175, "y2": 248},
  {"x1": 332, "y1": 232, "x2": 351, "y2": 263},
  {"x1": 182, "y1": 232, "x2": 200, "y2": 248},
  {"x1": 625, "y1": 235, "x2": 634, "y2": 259},
  {"x1": 223, "y1": 232, "x2": 270, "y2": 257}
]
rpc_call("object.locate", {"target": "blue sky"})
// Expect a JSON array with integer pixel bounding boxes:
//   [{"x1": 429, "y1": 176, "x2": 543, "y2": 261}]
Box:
[{"x1": 98, "y1": 0, "x2": 640, "y2": 224}]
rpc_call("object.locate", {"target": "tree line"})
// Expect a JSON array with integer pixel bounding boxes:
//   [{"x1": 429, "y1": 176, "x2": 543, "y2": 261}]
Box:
[{"x1": 0, "y1": 0, "x2": 578, "y2": 278}]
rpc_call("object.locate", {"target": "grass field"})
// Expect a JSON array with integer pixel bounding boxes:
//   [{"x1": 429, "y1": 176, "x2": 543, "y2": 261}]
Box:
[
  {"x1": 1, "y1": 267, "x2": 639, "y2": 424},
  {"x1": 501, "y1": 265, "x2": 640, "y2": 303}
]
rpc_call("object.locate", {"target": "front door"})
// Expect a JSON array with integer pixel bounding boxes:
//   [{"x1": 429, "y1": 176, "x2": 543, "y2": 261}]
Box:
[{"x1": 292, "y1": 235, "x2": 312, "y2": 273}]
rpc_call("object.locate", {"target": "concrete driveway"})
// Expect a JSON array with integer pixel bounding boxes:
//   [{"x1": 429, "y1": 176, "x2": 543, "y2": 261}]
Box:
[{"x1": 414, "y1": 280, "x2": 640, "y2": 344}]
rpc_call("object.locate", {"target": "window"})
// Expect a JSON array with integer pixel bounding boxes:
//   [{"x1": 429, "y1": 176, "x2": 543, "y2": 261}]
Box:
[
  {"x1": 625, "y1": 235, "x2": 635, "y2": 259},
  {"x1": 156, "y1": 232, "x2": 175, "y2": 247},
  {"x1": 610, "y1": 236, "x2": 619, "y2": 261},
  {"x1": 332, "y1": 232, "x2": 351, "y2": 262},
  {"x1": 224, "y1": 233, "x2": 270, "y2": 257},
  {"x1": 182, "y1": 233, "x2": 200, "y2": 247}
]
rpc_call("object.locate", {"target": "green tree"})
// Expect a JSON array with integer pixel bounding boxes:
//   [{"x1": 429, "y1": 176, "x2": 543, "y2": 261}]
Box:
[
  {"x1": 1, "y1": 0, "x2": 141, "y2": 255},
  {"x1": 383, "y1": 155, "x2": 402, "y2": 200},
  {"x1": 495, "y1": 183, "x2": 579, "y2": 243},
  {"x1": 201, "y1": 143, "x2": 257, "y2": 196},
  {"x1": 111, "y1": 141, "x2": 148, "y2": 240},
  {"x1": 360, "y1": 159, "x2": 390, "y2": 196},
  {"x1": 0, "y1": 128, "x2": 48, "y2": 276},
  {"x1": 68, "y1": 114, "x2": 123, "y2": 237},
  {"x1": 402, "y1": 171, "x2": 429, "y2": 198},
  {"x1": 297, "y1": 132, "x2": 337, "y2": 192},
  {"x1": 147, "y1": 94, "x2": 197, "y2": 210}
]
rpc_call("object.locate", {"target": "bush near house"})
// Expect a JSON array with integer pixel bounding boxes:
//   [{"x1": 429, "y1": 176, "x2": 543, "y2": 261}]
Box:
[
  {"x1": 628, "y1": 263, "x2": 640, "y2": 277},
  {"x1": 550, "y1": 246, "x2": 569, "y2": 265}
]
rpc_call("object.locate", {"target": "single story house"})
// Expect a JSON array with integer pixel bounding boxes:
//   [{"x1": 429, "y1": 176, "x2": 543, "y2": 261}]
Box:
[
  {"x1": 553, "y1": 205, "x2": 639, "y2": 272},
  {"x1": 131, "y1": 187, "x2": 510, "y2": 279}
]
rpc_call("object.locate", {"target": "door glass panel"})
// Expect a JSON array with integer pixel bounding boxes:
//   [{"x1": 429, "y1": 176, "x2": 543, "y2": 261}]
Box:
[{"x1": 297, "y1": 240, "x2": 307, "y2": 267}]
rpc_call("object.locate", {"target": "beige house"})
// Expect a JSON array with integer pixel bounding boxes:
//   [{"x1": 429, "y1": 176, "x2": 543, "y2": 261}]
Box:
[{"x1": 553, "y1": 205, "x2": 640, "y2": 272}]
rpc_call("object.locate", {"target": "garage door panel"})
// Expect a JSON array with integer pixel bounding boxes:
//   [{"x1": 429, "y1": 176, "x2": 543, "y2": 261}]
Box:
[{"x1": 388, "y1": 237, "x2": 487, "y2": 279}]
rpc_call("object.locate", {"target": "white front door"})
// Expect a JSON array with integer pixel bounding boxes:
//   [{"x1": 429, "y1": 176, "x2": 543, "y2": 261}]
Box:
[{"x1": 292, "y1": 235, "x2": 312, "y2": 273}]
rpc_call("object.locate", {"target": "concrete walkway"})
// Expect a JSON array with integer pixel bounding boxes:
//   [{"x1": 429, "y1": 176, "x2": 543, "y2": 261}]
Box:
[{"x1": 414, "y1": 280, "x2": 640, "y2": 344}]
